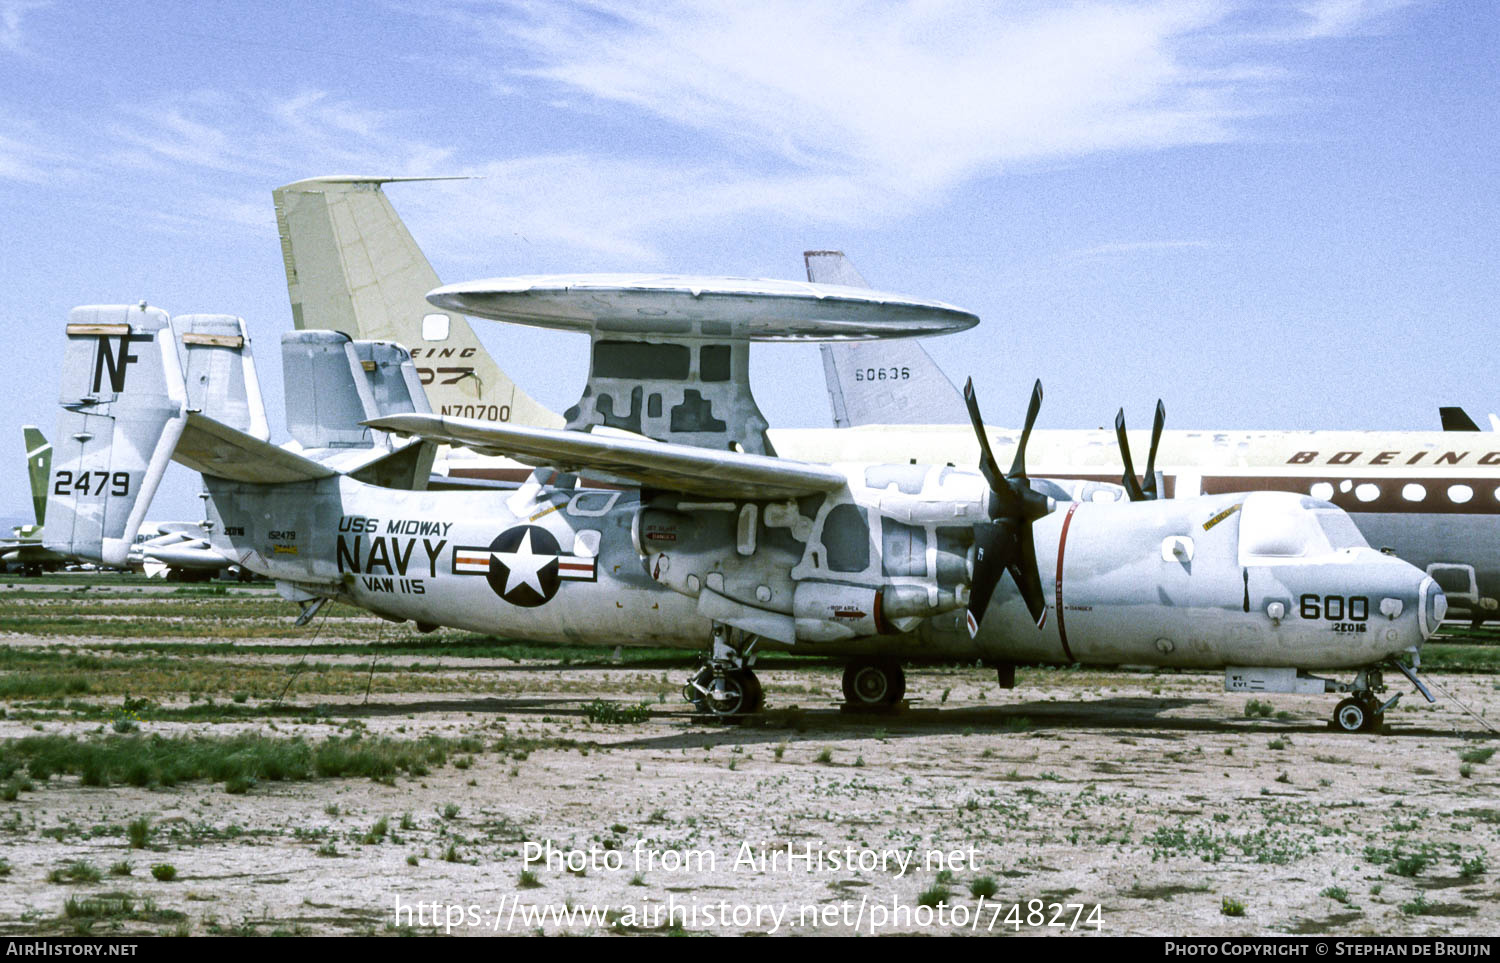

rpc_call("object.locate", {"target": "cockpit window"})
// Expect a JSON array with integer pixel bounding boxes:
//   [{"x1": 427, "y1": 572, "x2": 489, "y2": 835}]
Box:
[
  {"x1": 1313, "y1": 509, "x2": 1369, "y2": 551},
  {"x1": 1237, "y1": 492, "x2": 1338, "y2": 562}
]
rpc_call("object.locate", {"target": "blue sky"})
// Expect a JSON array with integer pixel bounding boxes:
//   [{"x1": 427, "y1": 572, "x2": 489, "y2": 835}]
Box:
[{"x1": 0, "y1": 0, "x2": 1494, "y2": 520}]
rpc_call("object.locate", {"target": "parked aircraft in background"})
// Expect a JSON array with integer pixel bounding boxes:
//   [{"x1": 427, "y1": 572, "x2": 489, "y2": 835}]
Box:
[{"x1": 1, "y1": 427, "x2": 70, "y2": 575}]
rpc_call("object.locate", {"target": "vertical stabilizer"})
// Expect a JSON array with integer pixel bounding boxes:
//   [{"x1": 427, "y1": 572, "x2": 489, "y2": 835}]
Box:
[
  {"x1": 45, "y1": 305, "x2": 188, "y2": 566},
  {"x1": 346, "y1": 339, "x2": 431, "y2": 419},
  {"x1": 272, "y1": 176, "x2": 561, "y2": 428},
  {"x1": 22, "y1": 426, "x2": 50, "y2": 526},
  {"x1": 176, "y1": 315, "x2": 269, "y2": 441},
  {"x1": 806, "y1": 250, "x2": 968, "y2": 428},
  {"x1": 282, "y1": 330, "x2": 375, "y2": 450},
  {"x1": 282, "y1": 331, "x2": 432, "y2": 453}
]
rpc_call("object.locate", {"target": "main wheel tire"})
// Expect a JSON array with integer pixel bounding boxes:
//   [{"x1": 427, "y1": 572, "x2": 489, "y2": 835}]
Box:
[
  {"x1": 735, "y1": 670, "x2": 764, "y2": 714},
  {"x1": 842, "y1": 660, "x2": 905, "y2": 707},
  {"x1": 1331, "y1": 697, "x2": 1368, "y2": 733},
  {"x1": 705, "y1": 673, "x2": 749, "y2": 716}
]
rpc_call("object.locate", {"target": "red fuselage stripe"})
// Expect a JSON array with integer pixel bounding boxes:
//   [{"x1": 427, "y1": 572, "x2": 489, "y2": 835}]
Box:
[{"x1": 1055, "y1": 502, "x2": 1079, "y2": 663}]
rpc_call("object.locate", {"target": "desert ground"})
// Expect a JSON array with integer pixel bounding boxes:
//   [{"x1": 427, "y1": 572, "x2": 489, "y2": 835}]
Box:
[{"x1": 0, "y1": 574, "x2": 1496, "y2": 936}]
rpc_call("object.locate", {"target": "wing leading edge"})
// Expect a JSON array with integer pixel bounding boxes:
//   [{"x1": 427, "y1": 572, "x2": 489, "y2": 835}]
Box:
[{"x1": 367, "y1": 414, "x2": 847, "y2": 500}]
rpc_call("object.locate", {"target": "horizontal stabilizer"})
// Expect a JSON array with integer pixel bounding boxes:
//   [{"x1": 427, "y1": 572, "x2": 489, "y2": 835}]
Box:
[
  {"x1": 367, "y1": 414, "x2": 847, "y2": 500},
  {"x1": 174, "y1": 413, "x2": 336, "y2": 484}
]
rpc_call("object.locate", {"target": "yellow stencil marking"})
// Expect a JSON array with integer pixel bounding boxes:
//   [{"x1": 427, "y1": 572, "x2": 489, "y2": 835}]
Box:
[{"x1": 1202, "y1": 503, "x2": 1242, "y2": 532}]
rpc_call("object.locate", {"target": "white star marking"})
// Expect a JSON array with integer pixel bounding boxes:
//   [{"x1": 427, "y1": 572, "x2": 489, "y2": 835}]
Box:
[{"x1": 491, "y1": 529, "x2": 556, "y2": 597}]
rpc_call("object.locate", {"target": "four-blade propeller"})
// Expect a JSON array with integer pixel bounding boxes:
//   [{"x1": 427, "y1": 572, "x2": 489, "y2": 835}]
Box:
[
  {"x1": 962, "y1": 378, "x2": 1051, "y2": 637},
  {"x1": 1114, "y1": 399, "x2": 1166, "y2": 501}
]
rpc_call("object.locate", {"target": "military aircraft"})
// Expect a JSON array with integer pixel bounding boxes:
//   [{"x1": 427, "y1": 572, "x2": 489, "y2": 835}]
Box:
[
  {"x1": 801, "y1": 251, "x2": 1500, "y2": 628},
  {"x1": 44, "y1": 292, "x2": 1442, "y2": 733},
  {"x1": 269, "y1": 178, "x2": 1500, "y2": 633},
  {"x1": 0, "y1": 427, "x2": 70, "y2": 575}
]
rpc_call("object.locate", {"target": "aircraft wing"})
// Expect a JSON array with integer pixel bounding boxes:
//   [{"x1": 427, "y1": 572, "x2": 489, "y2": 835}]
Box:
[
  {"x1": 368, "y1": 414, "x2": 848, "y2": 499},
  {"x1": 174, "y1": 414, "x2": 337, "y2": 484}
]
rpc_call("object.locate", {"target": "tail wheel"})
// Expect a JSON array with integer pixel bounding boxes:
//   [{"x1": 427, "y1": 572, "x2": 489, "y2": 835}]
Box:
[{"x1": 842, "y1": 659, "x2": 905, "y2": 707}]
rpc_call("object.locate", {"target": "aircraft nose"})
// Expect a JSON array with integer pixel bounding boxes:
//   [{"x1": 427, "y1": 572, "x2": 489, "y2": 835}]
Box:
[{"x1": 1419, "y1": 576, "x2": 1447, "y2": 639}]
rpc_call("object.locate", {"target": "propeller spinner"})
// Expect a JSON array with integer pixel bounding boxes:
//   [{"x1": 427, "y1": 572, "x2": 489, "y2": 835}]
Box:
[
  {"x1": 962, "y1": 378, "x2": 1051, "y2": 637},
  {"x1": 1114, "y1": 399, "x2": 1166, "y2": 502}
]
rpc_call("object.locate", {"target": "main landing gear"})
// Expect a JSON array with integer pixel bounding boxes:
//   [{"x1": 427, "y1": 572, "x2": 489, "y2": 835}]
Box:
[
  {"x1": 841, "y1": 657, "x2": 906, "y2": 710},
  {"x1": 682, "y1": 623, "x2": 763, "y2": 717},
  {"x1": 1326, "y1": 659, "x2": 1435, "y2": 734}
]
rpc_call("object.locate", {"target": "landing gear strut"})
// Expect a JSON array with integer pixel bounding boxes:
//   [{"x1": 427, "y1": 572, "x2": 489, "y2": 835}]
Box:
[
  {"x1": 682, "y1": 623, "x2": 763, "y2": 717},
  {"x1": 841, "y1": 657, "x2": 905, "y2": 709},
  {"x1": 1325, "y1": 659, "x2": 1436, "y2": 733}
]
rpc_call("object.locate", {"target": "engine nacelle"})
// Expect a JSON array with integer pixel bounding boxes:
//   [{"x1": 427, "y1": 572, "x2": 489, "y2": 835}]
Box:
[{"x1": 791, "y1": 581, "x2": 968, "y2": 643}]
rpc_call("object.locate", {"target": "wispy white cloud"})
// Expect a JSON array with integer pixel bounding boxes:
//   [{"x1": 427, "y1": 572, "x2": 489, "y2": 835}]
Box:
[
  {"x1": 0, "y1": 1, "x2": 1430, "y2": 260},
  {"x1": 471, "y1": 1, "x2": 1247, "y2": 194},
  {"x1": 0, "y1": 0, "x2": 49, "y2": 55},
  {"x1": 1287, "y1": 0, "x2": 1420, "y2": 40},
  {"x1": 1070, "y1": 240, "x2": 1217, "y2": 258},
  {"x1": 410, "y1": 154, "x2": 871, "y2": 261},
  {"x1": 109, "y1": 90, "x2": 452, "y2": 179},
  {"x1": 394, "y1": 0, "x2": 1424, "y2": 256},
  {"x1": 0, "y1": 108, "x2": 78, "y2": 183}
]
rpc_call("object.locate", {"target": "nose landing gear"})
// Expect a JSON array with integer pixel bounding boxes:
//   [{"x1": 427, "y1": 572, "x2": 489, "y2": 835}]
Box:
[
  {"x1": 1326, "y1": 658, "x2": 1436, "y2": 733},
  {"x1": 1226, "y1": 659, "x2": 1436, "y2": 734},
  {"x1": 1331, "y1": 694, "x2": 1385, "y2": 733}
]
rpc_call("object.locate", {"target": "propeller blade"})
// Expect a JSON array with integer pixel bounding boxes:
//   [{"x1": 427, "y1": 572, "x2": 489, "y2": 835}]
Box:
[
  {"x1": 962, "y1": 378, "x2": 1004, "y2": 493},
  {"x1": 1114, "y1": 408, "x2": 1147, "y2": 502},
  {"x1": 1141, "y1": 399, "x2": 1166, "y2": 500},
  {"x1": 964, "y1": 521, "x2": 1008, "y2": 637},
  {"x1": 1008, "y1": 380, "x2": 1043, "y2": 480},
  {"x1": 1009, "y1": 521, "x2": 1048, "y2": 628},
  {"x1": 963, "y1": 376, "x2": 1050, "y2": 636}
]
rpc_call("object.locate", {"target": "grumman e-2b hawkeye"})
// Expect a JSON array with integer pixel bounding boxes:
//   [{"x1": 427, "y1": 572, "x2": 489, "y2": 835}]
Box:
[{"x1": 44, "y1": 278, "x2": 1442, "y2": 732}]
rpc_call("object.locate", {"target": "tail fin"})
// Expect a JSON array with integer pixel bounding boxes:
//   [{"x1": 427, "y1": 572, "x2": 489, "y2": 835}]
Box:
[
  {"x1": 22, "y1": 426, "x2": 50, "y2": 526},
  {"x1": 272, "y1": 175, "x2": 561, "y2": 428},
  {"x1": 806, "y1": 250, "x2": 967, "y2": 428},
  {"x1": 281, "y1": 330, "x2": 377, "y2": 450},
  {"x1": 44, "y1": 305, "x2": 188, "y2": 566},
  {"x1": 346, "y1": 339, "x2": 431, "y2": 420},
  {"x1": 176, "y1": 314, "x2": 270, "y2": 441},
  {"x1": 281, "y1": 330, "x2": 431, "y2": 451},
  {"x1": 1440, "y1": 406, "x2": 1481, "y2": 431},
  {"x1": 280, "y1": 330, "x2": 435, "y2": 488}
]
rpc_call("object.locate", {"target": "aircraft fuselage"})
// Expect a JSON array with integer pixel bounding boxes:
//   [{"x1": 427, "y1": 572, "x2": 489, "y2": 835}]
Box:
[{"x1": 202, "y1": 474, "x2": 1436, "y2": 671}]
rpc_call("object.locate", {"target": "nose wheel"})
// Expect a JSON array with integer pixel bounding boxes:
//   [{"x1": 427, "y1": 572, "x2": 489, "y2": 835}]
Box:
[{"x1": 1331, "y1": 695, "x2": 1383, "y2": 733}]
